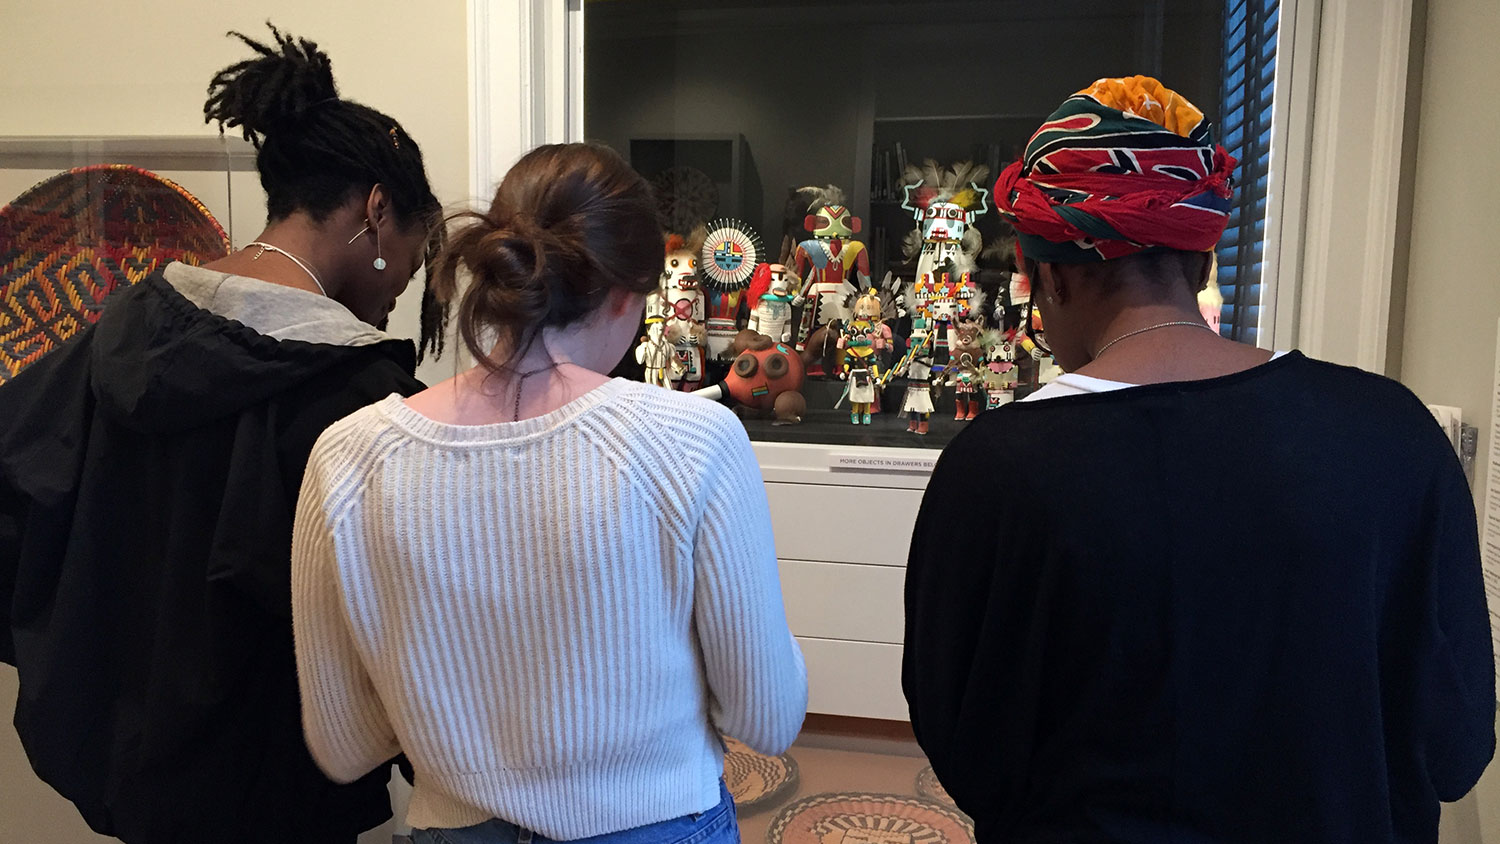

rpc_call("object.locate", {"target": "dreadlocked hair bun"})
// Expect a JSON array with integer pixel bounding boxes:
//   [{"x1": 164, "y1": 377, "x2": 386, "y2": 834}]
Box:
[
  {"x1": 204, "y1": 23, "x2": 337, "y2": 146},
  {"x1": 431, "y1": 143, "x2": 663, "y2": 375}
]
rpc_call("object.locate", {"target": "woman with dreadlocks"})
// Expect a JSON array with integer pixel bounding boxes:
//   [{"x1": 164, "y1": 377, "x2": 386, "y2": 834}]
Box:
[{"x1": 0, "y1": 24, "x2": 445, "y2": 844}]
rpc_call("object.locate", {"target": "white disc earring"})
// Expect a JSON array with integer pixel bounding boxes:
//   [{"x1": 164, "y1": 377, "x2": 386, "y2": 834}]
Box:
[{"x1": 351, "y1": 219, "x2": 387, "y2": 270}]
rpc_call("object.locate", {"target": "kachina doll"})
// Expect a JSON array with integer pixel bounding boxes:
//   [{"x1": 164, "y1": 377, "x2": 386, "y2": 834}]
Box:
[
  {"x1": 898, "y1": 160, "x2": 990, "y2": 328},
  {"x1": 1199, "y1": 256, "x2": 1224, "y2": 334},
  {"x1": 745, "y1": 262, "x2": 798, "y2": 343},
  {"x1": 1019, "y1": 304, "x2": 1063, "y2": 386},
  {"x1": 890, "y1": 339, "x2": 935, "y2": 435},
  {"x1": 792, "y1": 185, "x2": 870, "y2": 373},
  {"x1": 698, "y1": 218, "x2": 764, "y2": 362},
  {"x1": 983, "y1": 365, "x2": 1016, "y2": 410},
  {"x1": 662, "y1": 231, "x2": 708, "y2": 391},
  {"x1": 983, "y1": 327, "x2": 1020, "y2": 409},
  {"x1": 945, "y1": 318, "x2": 986, "y2": 421},
  {"x1": 650, "y1": 166, "x2": 718, "y2": 389},
  {"x1": 836, "y1": 289, "x2": 888, "y2": 425},
  {"x1": 914, "y1": 261, "x2": 969, "y2": 368},
  {"x1": 634, "y1": 289, "x2": 679, "y2": 388}
]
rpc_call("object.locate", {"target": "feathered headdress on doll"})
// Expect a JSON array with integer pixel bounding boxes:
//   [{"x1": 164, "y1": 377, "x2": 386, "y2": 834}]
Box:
[
  {"x1": 747, "y1": 262, "x2": 798, "y2": 304},
  {"x1": 803, "y1": 184, "x2": 847, "y2": 214},
  {"x1": 748, "y1": 263, "x2": 774, "y2": 304},
  {"x1": 841, "y1": 279, "x2": 902, "y2": 322},
  {"x1": 901, "y1": 160, "x2": 991, "y2": 210},
  {"x1": 900, "y1": 160, "x2": 991, "y2": 262},
  {"x1": 665, "y1": 229, "x2": 707, "y2": 255}
]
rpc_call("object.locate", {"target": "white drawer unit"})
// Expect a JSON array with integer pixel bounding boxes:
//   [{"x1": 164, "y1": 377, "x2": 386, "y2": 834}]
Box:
[
  {"x1": 765, "y1": 483, "x2": 924, "y2": 567},
  {"x1": 778, "y1": 559, "x2": 906, "y2": 645},
  {"x1": 797, "y1": 637, "x2": 909, "y2": 721},
  {"x1": 753, "y1": 441, "x2": 935, "y2": 721}
]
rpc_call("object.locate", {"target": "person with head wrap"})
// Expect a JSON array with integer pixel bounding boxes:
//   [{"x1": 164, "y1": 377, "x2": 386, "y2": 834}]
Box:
[{"x1": 904, "y1": 76, "x2": 1493, "y2": 844}]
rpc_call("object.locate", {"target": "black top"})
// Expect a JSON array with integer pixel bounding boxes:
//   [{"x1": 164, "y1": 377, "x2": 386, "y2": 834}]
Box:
[
  {"x1": 0, "y1": 274, "x2": 423, "y2": 843},
  {"x1": 903, "y1": 352, "x2": 1496, "y2": 844}
]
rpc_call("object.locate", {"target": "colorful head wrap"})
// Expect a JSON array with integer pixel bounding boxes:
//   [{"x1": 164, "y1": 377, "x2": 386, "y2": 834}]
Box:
[{"x1": 996, "y1": 76, "x2": 1237, "y2": 264}]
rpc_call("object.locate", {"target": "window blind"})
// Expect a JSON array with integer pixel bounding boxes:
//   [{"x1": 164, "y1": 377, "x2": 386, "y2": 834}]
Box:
[{"x1": 1216, "y1": 0, "x2": 1279, "y2": 344}]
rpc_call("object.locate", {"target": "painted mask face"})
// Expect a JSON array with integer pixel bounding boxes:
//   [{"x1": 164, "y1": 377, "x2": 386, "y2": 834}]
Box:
[
  {"x1": 768, "y1": 265, "x2": 793, "y2": 297},
  {"x1": 853, "y1": 294, "x2": 882, "y2": 321},
  {"x1": 663, "y1": 249, "x2": 699, "y2": 291},
  {"x1": 807, "y1": 204, "x2": 860, "y2": 239},
  {"x1": 930, "y1": 298, "x2": 959, "y2": 322},
  {"x1": 728, "y1": 340, "x2": 805, "y2": 410},
  {"x1": 921, "y1": 201, "x2": 970, "y2": 242}
]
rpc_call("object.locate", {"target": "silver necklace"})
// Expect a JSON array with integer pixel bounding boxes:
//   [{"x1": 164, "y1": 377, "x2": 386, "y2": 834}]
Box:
[
  {"x1": 247, "y1": 241, "x2": 328, "y2": 297},
  {"x1": 1092, "y1": 321, "x2": 1216, "y2": 360},
  {"x1": 512, "y1": 368, "x2": 551, "y2": 421}
]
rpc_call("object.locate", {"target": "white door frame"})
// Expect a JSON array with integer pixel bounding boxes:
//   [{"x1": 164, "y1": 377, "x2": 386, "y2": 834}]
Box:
[
  {"x1": 1283, "y1": 0, "x2": 1423, "y2": 372},
  {"x1": 466, "y1": 0, "x2": 583, "y2": 206}
]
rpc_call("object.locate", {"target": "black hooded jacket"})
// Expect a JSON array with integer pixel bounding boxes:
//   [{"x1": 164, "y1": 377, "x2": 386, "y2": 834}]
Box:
[{"x1": 0, "y1": 268, "x2": 423, "y2": 843}]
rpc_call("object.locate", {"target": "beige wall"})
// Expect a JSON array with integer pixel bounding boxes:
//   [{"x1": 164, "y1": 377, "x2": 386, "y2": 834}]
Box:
[
  {"x1": 1399, "y1": 0, "x2": 1500, "y2": 842},
  {"x1": 0, "y1": 0, "x2": 474, "y2": 384},
  {"x1": 0, "y1": 2, "x2": 468, "y2": 840}
]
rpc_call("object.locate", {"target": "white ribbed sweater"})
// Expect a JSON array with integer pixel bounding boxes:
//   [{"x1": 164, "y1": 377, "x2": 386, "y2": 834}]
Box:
[{"x1": 291, "y1": 379, "x2": 807, "y2": 838}]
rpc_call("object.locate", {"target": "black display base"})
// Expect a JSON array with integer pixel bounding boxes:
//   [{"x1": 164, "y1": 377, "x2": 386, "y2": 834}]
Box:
[{"x1": 739, "y1": 376, "x2": 1000, "y2": 450}]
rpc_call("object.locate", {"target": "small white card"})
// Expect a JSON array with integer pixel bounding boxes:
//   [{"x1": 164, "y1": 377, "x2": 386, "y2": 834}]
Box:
[{"x1": 828, "y1": 453, "x2": 938, "y2": 474}]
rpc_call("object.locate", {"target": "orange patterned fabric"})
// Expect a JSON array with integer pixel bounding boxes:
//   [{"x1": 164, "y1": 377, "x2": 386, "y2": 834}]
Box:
[{"x1": 1075, "y1": 75, "x2": 1207, "y2": 139}]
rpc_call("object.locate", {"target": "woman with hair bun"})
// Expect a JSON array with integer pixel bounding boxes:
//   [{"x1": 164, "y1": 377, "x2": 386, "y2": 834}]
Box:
[
  {"x1": 0, "y1": 24, "x2": 445, "y2": 843},
  {"x1": 292, "y1": 142, "x2": 808, "y2": 844}
]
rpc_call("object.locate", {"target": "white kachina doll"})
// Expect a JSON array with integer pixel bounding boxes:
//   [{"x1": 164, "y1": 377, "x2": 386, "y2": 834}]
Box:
[
  {"x1": 836, "y1": 289, "x2": 888, "y2": 425},
  {"x1": 661, "y1": 231, "x2": 708, "y2": 391},
  {"x1": 634, "y1": 289, "x2": 679, "y2": 388},
  {"x1": 897, "y1": 159, "x2": 990, "y2": 327},
  {"x1": 946, "y1": 318, "x2": 986, "y2": 421},
  {"x1": 791, "y1": 185, "x2": 870, "y2": 373},
  {"x1": 745, "y1": 262, "x2": 798, "y2": 343}
]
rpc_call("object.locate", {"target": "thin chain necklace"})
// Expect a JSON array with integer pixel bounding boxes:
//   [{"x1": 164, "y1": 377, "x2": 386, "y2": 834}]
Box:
[
  {"x1": 247, "y1": 241, "x2": 328, "y2": 297},
  {"x1": 1092, "y1": 321, "x2": 1216, "y2": 360},
  {"x1": 511, "y1": 367, "x2": 552, "y2": 421}
]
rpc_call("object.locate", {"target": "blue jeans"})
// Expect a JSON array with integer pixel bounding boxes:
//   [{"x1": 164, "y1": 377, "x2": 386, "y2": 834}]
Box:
[{"x1": 411, "y1": 781, "x2": 738, "y2": 844}]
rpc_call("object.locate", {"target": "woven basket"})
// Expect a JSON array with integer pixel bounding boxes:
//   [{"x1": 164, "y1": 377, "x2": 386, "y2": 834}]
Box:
[{"x1": 0, "y1": 164, "x2": 230, "y2": 381}]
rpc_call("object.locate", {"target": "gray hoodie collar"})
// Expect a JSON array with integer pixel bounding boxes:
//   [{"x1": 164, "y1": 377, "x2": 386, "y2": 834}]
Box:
[{"x1": 163, "y1": 261, "x2": 391, "y2": 347}]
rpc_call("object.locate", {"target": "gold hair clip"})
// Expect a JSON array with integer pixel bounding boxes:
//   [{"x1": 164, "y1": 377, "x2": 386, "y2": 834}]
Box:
[{"x1": 389, "y1": 127, "x2": 400, "y2": 149}]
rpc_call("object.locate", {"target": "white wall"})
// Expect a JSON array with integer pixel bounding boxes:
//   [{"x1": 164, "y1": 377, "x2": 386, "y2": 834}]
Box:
[
  {"x1": 1398, "y1": 0, "x2": 1500, "y2": 841},
  {"x1": 0, "y1": 2, "x2": 469, "y2": 841}
]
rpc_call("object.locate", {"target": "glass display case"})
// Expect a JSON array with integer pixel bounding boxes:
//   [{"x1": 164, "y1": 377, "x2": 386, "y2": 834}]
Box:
[
  {"x1": 0, "y1": 136, "x2": 259, "y2": 247},
  {"x1": 585, "y1": 0, "x2": 1279, "y2": 451}
]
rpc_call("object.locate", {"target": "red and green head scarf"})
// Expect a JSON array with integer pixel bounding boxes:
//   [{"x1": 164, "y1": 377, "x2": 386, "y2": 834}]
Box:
[{"x1": 996, "y1": 76, "x2": 1237, "y2": 264}]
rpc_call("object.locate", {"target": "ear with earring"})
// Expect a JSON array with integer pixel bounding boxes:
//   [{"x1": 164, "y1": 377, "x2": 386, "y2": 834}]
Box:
[{"x1": 347, "y1": 220, "x2": 387, "y2": 271}]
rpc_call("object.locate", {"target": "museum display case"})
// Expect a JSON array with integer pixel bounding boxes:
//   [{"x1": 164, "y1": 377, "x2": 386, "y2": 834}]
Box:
[{"x1": 583, "y1": 0, "x2": 1284, "y2": 718}]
